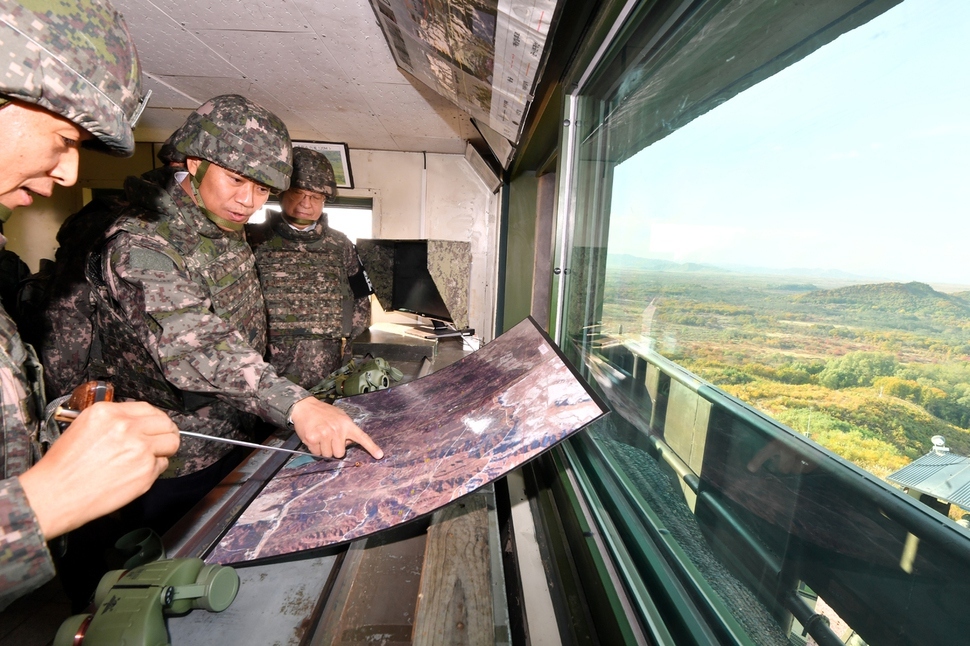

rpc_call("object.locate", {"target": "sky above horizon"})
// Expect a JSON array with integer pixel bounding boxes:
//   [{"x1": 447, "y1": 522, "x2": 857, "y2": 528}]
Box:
[{"x1": 608, "y1": 0, "x2": 970, "y2": 287}]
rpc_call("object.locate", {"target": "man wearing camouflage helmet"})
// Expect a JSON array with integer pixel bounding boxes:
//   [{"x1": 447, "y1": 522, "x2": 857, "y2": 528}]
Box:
[
  {"x1": 248, "y1": 147, "x2": 372, "y2": 388},
  {"x1": 85, "y1": 94, "x2": 383, "y2": 537},
  {"x1": 0, "y1": 0, "x2": 179, "y2": 608}
]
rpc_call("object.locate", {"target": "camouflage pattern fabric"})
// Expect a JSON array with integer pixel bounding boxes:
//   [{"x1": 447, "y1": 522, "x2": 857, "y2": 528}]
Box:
[
  {"x1": 157, "y1": 120, "x2": 190, "y2": 165},
  {"x1": 0, "y1": 0, "x2": 144, "y2": 609},
  {"x1": 291, "y1": 147, "x2": 336, "y2": 198},
  {"x1": 248, "y1": 212, "x2": 371, "y2": 389},
  {"x1": 88, "y1": 172, "x2": 306, "y2": 477},
  {"x1": 0, "y1": 0, "x2": 144, "y2": 156},
  {"x1": 174, "y1": 94, "x2": 292, "y2": 191},
  {"x1": 37, "y1": 169, "x2": 177, "y2": 399},
  {"x1": 0, "y1": 307, "x2": 54, "y2": 609},
  {"x1": 0, "y1": 478, "x2": 53, "y2": 610},
  {"x1": 32, "y1": 192, "x2": 132, "y2": 398},
  {"x1": 38, "y1": 281, "x2": 95, "y2": 399}
]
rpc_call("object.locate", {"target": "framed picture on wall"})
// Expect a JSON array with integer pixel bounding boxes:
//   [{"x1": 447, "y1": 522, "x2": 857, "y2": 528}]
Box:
[{"x1": 292, "y1": 141, "x2": 354, "y2": 189}]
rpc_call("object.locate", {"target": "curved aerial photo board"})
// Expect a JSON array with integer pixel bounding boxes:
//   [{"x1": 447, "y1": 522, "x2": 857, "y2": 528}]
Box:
[{"x1": 207, "y1": 317, "x2": 607, "y2": 565}]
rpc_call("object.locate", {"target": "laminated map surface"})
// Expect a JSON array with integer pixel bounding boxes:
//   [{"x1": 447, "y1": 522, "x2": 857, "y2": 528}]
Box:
[{"x1": 207, "y1": 317, "x2": 606, "y2": 564}]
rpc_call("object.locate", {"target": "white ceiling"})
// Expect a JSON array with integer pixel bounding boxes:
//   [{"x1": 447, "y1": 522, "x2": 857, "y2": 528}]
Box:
[{"x1": 114, "y1": 0, "x2": 478, "y2": 153}]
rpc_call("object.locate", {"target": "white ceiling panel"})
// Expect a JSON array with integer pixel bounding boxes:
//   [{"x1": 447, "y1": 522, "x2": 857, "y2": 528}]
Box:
[
  {"x1": 370, "y1": 84, "x2": 467, "y2": 139},
  {"x1": 290, "y1": 0, "x2": 379, "y2": 37},
  {"x1": 147, "y1": 0, "x2": 311, "y2": 32},
  {"x1": 113, "y1": 0, "x2": 242, "y2": 78},
  {"x1": 143, "y1": 74, "x2": 203, "y2": 110},
  {"x1": 196, "y1": 30, "x2": 362, "y2": 109},
  {"x1": 148, "y1": 75, "x2": 259, "y2": 105},
  {"x1": 297, "y1": 108, "x2": 389, "y2": 142},
  {"x1": 324, "y1": 31, "x2": 406, "y2": 86},
  {"x1": 191, "y1": 30, "x2": 328, "y2": 79},
  {"x1": 342, "y1": 131, "x2": 400, "y2": 151},
  {"x1": 117, "y1": 0, "x2": 482, "y2": 154},
  {"x1": 135, "y1": 108, "x2": 195, "y2": 142},
  {"x1": 291, "y1": 0, "x2": 404, "y2": 85},
  {"x1": 389, "y1": 136, "x2": 468, "y2": 155},
  {"x1": 252, "y1": 101, "x2": 328, "y2": 142}
]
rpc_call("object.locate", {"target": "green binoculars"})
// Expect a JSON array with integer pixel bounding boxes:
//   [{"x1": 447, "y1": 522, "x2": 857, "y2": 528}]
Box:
[
  {"x1": 311, "y1": 355, "x2": 404, "y2": 399},
  {"x1": 54, "y1": 557, "x2": 239, "y2": 646}
]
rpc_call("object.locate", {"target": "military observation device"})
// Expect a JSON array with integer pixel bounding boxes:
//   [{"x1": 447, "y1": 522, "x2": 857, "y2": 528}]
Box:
[
  {"x1": 310, "y1": 355, "x2": 404, "y2": 400},
  {"x1": 54, "y1": 558, "x2": 239, "y2": 646},
  {"x1": 52, "y1": 383, "x2": 241, "y2": 645}
]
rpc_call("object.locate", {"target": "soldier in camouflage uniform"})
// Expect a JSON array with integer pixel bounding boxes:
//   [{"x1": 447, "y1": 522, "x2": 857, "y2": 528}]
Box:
[
  {"x1": 0, "y1": 0, "x2": 179, "y2": 609},
  {"x1": 248, "y1": 147, "x2": 372, "y2": 388},
  {"x1": 39, "y1": 131, "x2": 187, "y2": 400},
  {"x1": 86, "y1": 95, "x2": 383, "y2": 526}
]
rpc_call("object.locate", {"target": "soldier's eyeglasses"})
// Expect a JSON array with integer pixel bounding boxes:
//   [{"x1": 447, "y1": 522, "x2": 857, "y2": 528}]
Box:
[{"x1": 292, "y1": 189, "x2": 326, "y2": 206}]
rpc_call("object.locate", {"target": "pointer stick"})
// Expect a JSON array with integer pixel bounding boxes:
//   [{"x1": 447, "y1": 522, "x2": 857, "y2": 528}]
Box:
[
  {"x1": 177, "y1": 430, "x2": 321, "y2": 459},
  {"x1": 54, "y1": 407, "x2": 320, "y2": 460}
]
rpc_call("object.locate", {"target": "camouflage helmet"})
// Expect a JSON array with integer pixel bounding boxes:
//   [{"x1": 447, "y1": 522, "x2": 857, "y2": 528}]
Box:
[
  {"x1": 156, "y1": 121, "x2": 189, "y2": 165},
  {"x1": 175, "y1": 94, "x2": 292, "y2": 192},
  {"x1": 156, "y1": 140, "x2": 183, "y2": 165},
  {"x1": 291, "y1": 147, "x2": 337, "y2": 198},
  {"x1": 0, "y1": 0, "x2": 146, "y2": 156}
]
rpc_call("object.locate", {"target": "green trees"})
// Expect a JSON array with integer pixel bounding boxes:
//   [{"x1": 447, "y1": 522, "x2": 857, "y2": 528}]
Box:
[
  {"x1": 601, "y1": 269, "x2": 970, "y2": 475},
  {"x1": 817, "y1": 352, "x2": 899, "y2": 389}
]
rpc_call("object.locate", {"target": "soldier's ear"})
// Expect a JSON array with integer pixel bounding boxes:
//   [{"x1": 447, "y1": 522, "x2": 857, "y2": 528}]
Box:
[{"x1": 186, "y1": 157, "x2": 201, "y2": 176}]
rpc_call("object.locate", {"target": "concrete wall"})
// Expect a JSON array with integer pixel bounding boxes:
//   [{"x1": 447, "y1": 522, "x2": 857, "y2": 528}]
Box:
[{"x1": 2, "y1": 144, "x2": 499, "y2": 342}]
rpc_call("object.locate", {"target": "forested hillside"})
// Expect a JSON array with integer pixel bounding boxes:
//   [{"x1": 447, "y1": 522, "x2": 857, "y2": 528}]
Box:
[{"x1": 602, "y1": 269, "x2": 970, "y2": 480}]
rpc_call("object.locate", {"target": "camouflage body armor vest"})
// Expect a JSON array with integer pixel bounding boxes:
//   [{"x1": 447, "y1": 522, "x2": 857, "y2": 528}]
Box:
[
  {"x1": 249, "y1": 215, "x2": 353, "y2": 342},
  {"x1": 88, "y1": 184, "x2": 267, "y2": 413},
  {"x1": 0, "y1": 309, "x2": 43, "y2": 478}
]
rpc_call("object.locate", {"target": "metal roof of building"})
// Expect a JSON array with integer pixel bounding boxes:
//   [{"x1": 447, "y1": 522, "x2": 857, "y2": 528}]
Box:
[{"x1": 888, "y1": 451, "x2": 970, "y2": 509}]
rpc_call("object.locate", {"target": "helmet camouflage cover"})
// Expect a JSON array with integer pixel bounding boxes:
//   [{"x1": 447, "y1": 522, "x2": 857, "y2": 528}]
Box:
[
  {"x1": 291, "y1": 147, "x2": 337, "y2": 198},
  {"x1": 175, "y1": 94, "x2": 292, "y2": 192},
  {"x1": 0, "y1": 0, "x2": 145, "y2": 156},
  {"x1": 157, "y1": 119, "x2": 189, "y2": 165}
]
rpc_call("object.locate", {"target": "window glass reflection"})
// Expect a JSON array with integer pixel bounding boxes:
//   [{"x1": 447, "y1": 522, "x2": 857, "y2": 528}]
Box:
[{"x1": 561, "y1": 0, "x2": 970, "y2": 643}]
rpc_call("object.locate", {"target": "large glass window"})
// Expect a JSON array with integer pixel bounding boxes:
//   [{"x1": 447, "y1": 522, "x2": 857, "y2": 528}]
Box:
[
  {"x1": 557, "y1": 0, "x2": 970, "y2": 643},
  {"x1": 248, "y1": 197, "x2": 373, "y2": 242}
]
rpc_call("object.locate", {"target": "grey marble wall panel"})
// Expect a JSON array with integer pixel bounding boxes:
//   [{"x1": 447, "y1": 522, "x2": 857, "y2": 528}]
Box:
[{"x1": 427, "y1": 239, "x2": 471, "y2": 329}]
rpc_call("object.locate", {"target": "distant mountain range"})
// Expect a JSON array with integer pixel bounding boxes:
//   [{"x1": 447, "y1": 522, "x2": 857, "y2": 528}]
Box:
[
  {"x1": 605, "y1": 255, "x2": 722, "y2": 273},
  {"x1": 606, "y1": 254, "x2": 869, "y2": 280},
  {"x1": 798, "y1": 281, "x2": 970, "y2": 317}
]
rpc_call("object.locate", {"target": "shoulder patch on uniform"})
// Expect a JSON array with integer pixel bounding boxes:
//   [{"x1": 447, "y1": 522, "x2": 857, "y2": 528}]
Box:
[{"x1": 129, "y1": 247, "x2": 177, "y2": 272}]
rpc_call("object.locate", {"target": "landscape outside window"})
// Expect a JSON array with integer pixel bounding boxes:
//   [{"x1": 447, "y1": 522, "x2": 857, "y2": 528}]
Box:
[
  {"x1": 555, "y1": 0, "x2": 970, "y2": 642},
  {"x1": 603, "y1": 0, "x2": 969, "y2": 490}
]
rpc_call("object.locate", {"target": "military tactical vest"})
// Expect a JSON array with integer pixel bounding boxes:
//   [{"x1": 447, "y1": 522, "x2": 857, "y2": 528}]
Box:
[
  {"x1": 249, "y1": 215, "x2": 353, "y2": 341},
  {"x1": 87, "y1": 176, "x2": 267, "y2": 412},
  {"x1": 0, "y1": 309, "x2": 43, "y2": 478}
]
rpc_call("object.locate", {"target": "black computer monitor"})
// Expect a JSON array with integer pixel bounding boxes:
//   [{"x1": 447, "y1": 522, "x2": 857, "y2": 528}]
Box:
[
  {"x1": 391, "y1": 241, "x2": 452, "y2": 324},
  {"x1": 357, "y1": 238, "x2": 473, "y2": 338}
]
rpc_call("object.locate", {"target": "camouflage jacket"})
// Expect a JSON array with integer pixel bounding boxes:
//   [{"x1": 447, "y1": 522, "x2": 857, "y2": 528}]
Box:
[
  {"x1": 38, "y1": 183, "x2": 160, "y2": 400},
  {"x1": 39, "y1": 284, "x2": 95, "y2": 400},
  {"x1": 248, "y1": 212, "x2": 370, "y2": 389},
  {"x1": 0, "y1": 289, "x2": 54, "y2": 609},
  {"x1": 89, "y1": 173, "x2": 307, "y2": 477}
]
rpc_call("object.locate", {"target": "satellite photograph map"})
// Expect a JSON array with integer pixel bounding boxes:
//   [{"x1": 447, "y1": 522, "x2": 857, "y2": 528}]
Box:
[{"x1": 207, "y1": 317, "x2": 606, "y2": 565}]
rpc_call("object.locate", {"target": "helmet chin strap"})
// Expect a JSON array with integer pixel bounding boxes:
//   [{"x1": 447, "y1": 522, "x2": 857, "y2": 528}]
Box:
[
  {"x1": 190, "y1": 160, "x2": 244, "y2": 232},
  {"x1": 283, "y1": 214, "x2": 318, "y2": 227}
]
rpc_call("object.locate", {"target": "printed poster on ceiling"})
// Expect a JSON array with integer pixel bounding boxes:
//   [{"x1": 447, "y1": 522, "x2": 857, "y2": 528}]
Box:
[{"x1": 371, "y1": 0, "x2": 559, "y2": 144}]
